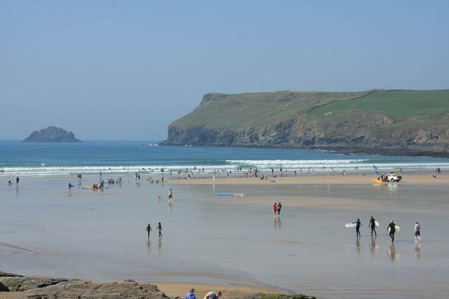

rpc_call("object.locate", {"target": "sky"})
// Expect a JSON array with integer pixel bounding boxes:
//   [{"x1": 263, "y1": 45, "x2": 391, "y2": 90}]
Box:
[{"x1": 0, "y1": 0, "x2": 448, "y2": 140}]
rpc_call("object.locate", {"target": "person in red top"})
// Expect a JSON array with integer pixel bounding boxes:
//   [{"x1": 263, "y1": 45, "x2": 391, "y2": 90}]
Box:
[{"x1": 273, "y1": 202, "x2": 277, "y2": 217}]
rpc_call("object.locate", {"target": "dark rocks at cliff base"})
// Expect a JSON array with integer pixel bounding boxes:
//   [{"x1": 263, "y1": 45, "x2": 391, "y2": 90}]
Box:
[{"x1": 23, "y1": 126, "x2": 81, "y2": 143}]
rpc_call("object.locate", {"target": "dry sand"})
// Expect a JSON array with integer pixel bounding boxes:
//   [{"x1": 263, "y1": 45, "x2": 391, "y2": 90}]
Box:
[{"x1": 155, "y1": 281, "x2": 278, "y2": 297}]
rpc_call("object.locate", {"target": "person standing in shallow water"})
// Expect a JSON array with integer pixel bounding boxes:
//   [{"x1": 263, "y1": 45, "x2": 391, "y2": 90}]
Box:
[
  {"x1": 157, "y1": 222, "x2": 162, "y2": 237},
  {"x1": 369, "y1": 216, "x2": 377, "y2": 236},
  {"x1": 388, "y1": 220, "x2": 396, "y2": 242},
  {"x1": 146, "y1": 224, "x2": 152, "y2": 237},
  {"x1": 277, "y1": 202, "x2": 282, "y2": 216},
  {"x1": 355, "y1": 218, "x2": 361, "y2": 237},
  {"x1": 415, "y1": 221, "x2": 422, "y2": 242}
]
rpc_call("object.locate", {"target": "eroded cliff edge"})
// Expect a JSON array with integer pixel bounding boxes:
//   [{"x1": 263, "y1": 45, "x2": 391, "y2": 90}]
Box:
[{"x1": 161, "y1": 90, "x2": 449, "y2": 157}]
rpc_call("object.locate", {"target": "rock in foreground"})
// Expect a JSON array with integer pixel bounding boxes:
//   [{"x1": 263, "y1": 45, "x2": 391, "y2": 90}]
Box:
[{"x1": 23, "y1": 126, "x2": 81, "y2": 142}]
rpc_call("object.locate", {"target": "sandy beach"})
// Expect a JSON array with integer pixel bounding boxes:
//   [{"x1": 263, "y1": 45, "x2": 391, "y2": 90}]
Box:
[
  {"x1": 1, "y1": 173, "x2": 449, "y2": 298},
  {"x1": 166, "y1": 172, "x2": 449, "y2": 185}
]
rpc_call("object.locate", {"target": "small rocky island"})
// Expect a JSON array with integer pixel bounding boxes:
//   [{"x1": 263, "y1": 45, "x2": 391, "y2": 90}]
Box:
[{"x1": 23, "y1": 126, "x2": 81, "y2": 143}]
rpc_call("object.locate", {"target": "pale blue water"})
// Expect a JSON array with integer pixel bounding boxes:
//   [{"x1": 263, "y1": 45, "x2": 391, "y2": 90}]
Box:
[{"x1": 0, "y1": 140, "x2": 448, "y2": 176}]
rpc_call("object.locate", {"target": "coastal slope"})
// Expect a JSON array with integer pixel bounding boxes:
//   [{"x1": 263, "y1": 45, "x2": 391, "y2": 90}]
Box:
[{"x1": 161, "y1": 89, "x2": 449, "y2": 157}]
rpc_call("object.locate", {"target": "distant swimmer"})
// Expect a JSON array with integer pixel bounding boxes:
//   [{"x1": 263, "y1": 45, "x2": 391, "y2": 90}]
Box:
[
  {"x1": 272, "y1": 202, "x2": 277, "y2": 217},
  {"x1": 203, "y1": 291, "x2": 221, "y2": 299},
  {"x1": 369, "y1": 216, "x2": 377, "y2": 236},
  {"x1": 157, "y1": 222, "x2": 162, "y2": 237},
  {"x1": 146, "y1": 224, "x2": 152, "y2": 238},
  {"x1": 415, "y1": 221, "x2": 422, "y2": 242},
  {"x1": 168, "y1": 188, "x2": 173, "y2": 199},
  {"x1": 277, "y1": 202, "x2": 282, "y2": 216},
  {"x1": 388, "y1": 220, "x2": 396, "y2": 242},
  {"x1": 355, "y1": 218, "x2": 361, "y2": 237},
  {"x1": 186, "y1": 288, "x2": 196, "y2": 299}
]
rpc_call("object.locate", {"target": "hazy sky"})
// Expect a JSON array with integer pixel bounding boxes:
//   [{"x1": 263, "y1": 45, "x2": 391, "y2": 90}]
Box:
[{"x1": 1, "y1": 1, "x2": 448, "y2": 140}]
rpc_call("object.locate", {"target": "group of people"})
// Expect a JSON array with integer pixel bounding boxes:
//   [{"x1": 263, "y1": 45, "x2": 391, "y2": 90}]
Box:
[
  {"x1": 272, "y1": 202, "x2": 282, "y2": 216},
  {"x1": 146, "y1": 222, "x2": 163, "y2": 238},
  {"x1": 185, "y1": 289, "x2": 221, "y2": 299},
  {"x1": 353, "y1": 216, "x2": 422, "y2": 243}
]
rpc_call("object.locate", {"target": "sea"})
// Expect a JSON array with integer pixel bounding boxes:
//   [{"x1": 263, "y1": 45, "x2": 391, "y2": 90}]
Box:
[{"x1": 0, "y1": 140, "x2": 448, "y2": 177}]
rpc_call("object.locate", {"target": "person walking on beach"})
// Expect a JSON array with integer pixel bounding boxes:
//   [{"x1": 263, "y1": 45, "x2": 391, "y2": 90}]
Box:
[
  {"x1": 68, "y1": 182, "x2": 74, "y2": 191},
  {"x1": 388, "y1": 220, "x2": 396, "y2": 242},
  {"x1": 355, "y1": 218, "x2": 361, "y2": 237},
  {"x1": 203, "y1": 291, "x2": 221, "y2": 299},
  {"x1": 272, "y1": 202, "x2": 277, "y2": 217},
  {"x1": 146, "y1": 224, "x2": 152, "y2": 238},
  {"x1": 415, "y1": 221, "x2": 422, "y2": 242},
  {"x1": 157, "y1": 222, "x2": 162, "y2": 237},
  {"x1": 185, "y1": 288, "x2": 196, "y2": 299},
  {"x1": 168, "y1": 188, "x2": 173, "y2": 199},
  {"x1": 16, "y1": 177, "x2": 20, "y2": 184},
  {"x1": 277, "y1": 202, "x2": 282, "y2": 216},
  {"x1": 369, "y1": 216, "x2": 377, "y2": 236}
]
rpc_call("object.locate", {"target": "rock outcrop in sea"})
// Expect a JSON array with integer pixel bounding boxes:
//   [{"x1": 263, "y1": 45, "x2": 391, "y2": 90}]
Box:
[{"x1": 23, "y1": 126, "x2": 81, "y2": 142}]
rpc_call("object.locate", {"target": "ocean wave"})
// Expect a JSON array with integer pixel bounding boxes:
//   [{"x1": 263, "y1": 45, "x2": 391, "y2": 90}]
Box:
[{"x1": 1, "y1": 161, "x2": 448, "y2": 177}]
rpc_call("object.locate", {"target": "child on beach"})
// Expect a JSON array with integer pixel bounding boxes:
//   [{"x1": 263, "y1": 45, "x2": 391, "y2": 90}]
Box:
[
  {"x1": 185, "y1": 289, "x2": 196, "y2": 299},
  {"x1": 415, "y1": 221, "x2": 422, "y2": 242},
  {"x1": 203, "y1": 291, "x2": 221, "y2": 299}
]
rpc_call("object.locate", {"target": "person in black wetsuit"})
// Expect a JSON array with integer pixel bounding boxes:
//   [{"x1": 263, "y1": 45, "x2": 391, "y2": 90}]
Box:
[
  {"x1": 388, "y1": 220, "x2": 396, "y2": 241},
  {"x1": 157, "y1": 222, "x2": 162, "y2": 238},
  {"x1": 355, "y1": 218, "x2": 361, "y2": 237},
  {"x1": 369, "y1": 216, "x2": 377, "y2": 236}
]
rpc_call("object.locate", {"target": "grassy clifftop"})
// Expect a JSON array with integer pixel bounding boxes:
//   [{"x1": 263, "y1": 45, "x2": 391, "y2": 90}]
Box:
[
  {"x1": 163, "y1": 89, "x2": 449, "y2": 157},
  {"x1": 171, "y1": 89, "x2": 449, "y2": 129}
]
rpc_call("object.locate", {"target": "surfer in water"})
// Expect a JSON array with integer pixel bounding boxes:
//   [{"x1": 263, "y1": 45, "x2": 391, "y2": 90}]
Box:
[
  {"x1": 388, "y1": 220, "x2": 396, "y2": 242},
  {"x1": 355, "y1": 218, "x2": 361, "y2": 237},
  {"x1": 415, "y1": 221, "x2": 422, "y2": 242},
  {"x1": 369, "y1": 216, "x2": 377, "y2": 236}
]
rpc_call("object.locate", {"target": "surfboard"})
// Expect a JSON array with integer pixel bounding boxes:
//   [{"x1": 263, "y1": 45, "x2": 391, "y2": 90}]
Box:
[
  {"x1": 388, "y1": 225, "x2": 401, "y2": 233},
  {"x1": 372, "y1": 179, "x2": 383, "y2": 184},
  {"x1": 345, "y1": 223, "x2": 357, "y2": 228},
  {"x1": 375, "y1": 221, "x2": 380, "y2": 227},
  {"x1": 83, "y1": 186, "x2": 93, "y2": 189}
]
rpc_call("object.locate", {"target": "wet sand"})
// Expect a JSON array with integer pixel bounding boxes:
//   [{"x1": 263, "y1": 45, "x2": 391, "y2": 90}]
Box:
[
  {"x1": 167, "y1": 173, "x2": 449, "y2": 185},
  {"x1": 1, "y1": 175, "x2": 449, "y2": 298}
]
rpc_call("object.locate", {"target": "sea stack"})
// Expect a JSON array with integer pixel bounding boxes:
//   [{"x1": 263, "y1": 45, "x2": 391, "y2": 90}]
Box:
[{"x1": 23, "y1": 126, "x2": 81, "y2": 142}]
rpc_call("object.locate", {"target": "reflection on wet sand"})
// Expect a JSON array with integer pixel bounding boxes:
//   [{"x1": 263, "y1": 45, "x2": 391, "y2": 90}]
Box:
[
  {"x1": 415, "y1": 242, "x2": 421, "y2": 261},
  {"x1": 369, "y1": 236, "x2": 379, "y2": 256},
  {"x1": 273, "y1": 217, "x2": 281, "y2": 231},
  {"x1": 388, "y1": 243, "x2": 400, "y2": 262},
  {"x1": 158, "y1": 237, "x2": 162, "y2": 255},
  {"x1": 147, "y1": 240, "x2": 151, "y2": 253},
  {"x1": 355, "y1": 237, "x2": 361, "y2": 255},
  {"x1": 168, "y1": 199, "x2": 173, "y2": 214}
]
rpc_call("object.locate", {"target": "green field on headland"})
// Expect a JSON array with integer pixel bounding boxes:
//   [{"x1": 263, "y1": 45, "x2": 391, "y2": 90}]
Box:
[{"x1": 163, "y1": 89, "x2": 449, "y2": 157}]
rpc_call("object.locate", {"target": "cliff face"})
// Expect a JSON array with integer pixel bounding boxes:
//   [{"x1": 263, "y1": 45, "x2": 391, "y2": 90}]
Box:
[
  {"x1": 161, "y1": 90, "x2": 449, "y2": 157},
  {"x1": 23, "y1": 126, "x2": 81, "y2": 142}
]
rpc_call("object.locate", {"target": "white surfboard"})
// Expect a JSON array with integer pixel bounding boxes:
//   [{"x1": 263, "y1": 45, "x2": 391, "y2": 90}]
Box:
[
  {"x1": 345, "y1": 223, "x2": 357, "y2": 228},
  {"x1": 388, "y1": 225, "x2": 400, "y2": 233},
  {"x1": 375, "y1": 221, "x2": 380, "y2": 227}
]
